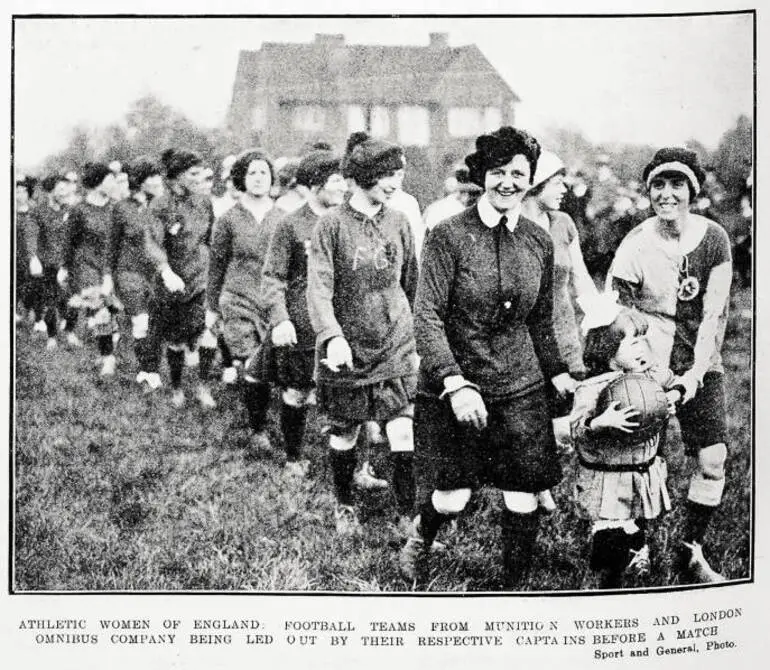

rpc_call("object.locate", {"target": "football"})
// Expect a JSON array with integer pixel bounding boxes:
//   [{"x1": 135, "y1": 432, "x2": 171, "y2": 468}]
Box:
[{"x1": 596, "y1": 373, "x2": 670, "y2": 443}]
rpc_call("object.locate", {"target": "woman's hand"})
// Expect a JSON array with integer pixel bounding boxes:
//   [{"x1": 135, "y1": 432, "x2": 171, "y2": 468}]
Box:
[
  {"x1": 161, "y1": 265, "x2": 185, "y2": 293},
  {"x1": 552, "y1": 372, "x2": 578, "y2": 397},
  {"x1": 590, "y1": 401, "x2": 639, "y2": 433},
  {"x1": 673, "y1": 371, "x2": 700, "y2": 404},
  {"x1": 204, "y1": 309, "x2": 219, "y2": 330},
  {"x1": 322, "y1": 336, "x2": 353, "y2": 372},
  {"x1": 29, "y1": 256, "x2": 43, "y2": 277},
  {"x1": 101, "y1": 274, "x2": 114, "y2": 296},
  {"x1": 272, "y1": 320, "x2": 297, "y2": 347},
  {"x1": 449, "y1": 387, "x2": 488, "y2": 431}
]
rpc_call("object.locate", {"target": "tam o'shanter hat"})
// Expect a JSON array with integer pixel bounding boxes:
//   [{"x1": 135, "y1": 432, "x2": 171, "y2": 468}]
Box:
[
  {"x1": 531, "y1": 151, "x2": 566, "y2": 189},
  {"x1": 578, "y1": 290, "x2": 623, "y2": 335},
  {"x1": 642, "y1": 147, "x2": 705, "y2": 197}
]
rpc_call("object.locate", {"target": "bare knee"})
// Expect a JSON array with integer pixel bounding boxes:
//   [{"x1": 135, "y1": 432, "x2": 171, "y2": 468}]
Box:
[{"x1": 432, "y1": 488, "x2": 471, "y2": 515}]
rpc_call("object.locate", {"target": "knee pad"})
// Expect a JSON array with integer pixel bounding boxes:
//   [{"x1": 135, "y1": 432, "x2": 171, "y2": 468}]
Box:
[
  {"x1": 502, "y1": 491, "x2": 538, "y2": 514},
  {"x1": 688, "y1": 443, "x2": 727, "y2": 506},
  {"x1": 432, "y1": 488, "x2": 471, "y2": 515},
  {"x1": 329, "y1": 426, "x2": 361, "y2": 451},
  {"x1": 282, "y1": 387, "x2": 310, "y2": 408},
  {"x1": 131, "y1": 313, "x2": 149, "y2": 339},
  {"x1": 385, "y1": 416, "x2": 414, "y2": 453}
]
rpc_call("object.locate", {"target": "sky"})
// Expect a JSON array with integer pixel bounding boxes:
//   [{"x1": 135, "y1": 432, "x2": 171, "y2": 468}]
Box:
[{"x1": 13, "y1": 14, "x2": 753, "y2": 170}]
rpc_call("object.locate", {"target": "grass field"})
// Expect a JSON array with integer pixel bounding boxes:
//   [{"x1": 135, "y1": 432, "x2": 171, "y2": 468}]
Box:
[{"x1": 12, "y1": 287, "x2": 753, "y2": 592}]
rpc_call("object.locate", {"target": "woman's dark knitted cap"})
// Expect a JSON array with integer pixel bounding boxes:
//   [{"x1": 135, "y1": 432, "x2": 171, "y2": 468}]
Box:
[
  {"x1": 465, "y1": 126, "x2": 541, "y2": 187},
  {"x1": 128, "y1": 158, "x2": 162, "y2": 192},
  {"x1": 342, "y1": 135, "x2": 404, "y2": 186},
  {"x1": 642, "y1": 147, "x2": 705, "y2": 199},
  {"x1": 162, "y1": 149, "x2": 202, "y2": 180},
  {"x1": 295, "y1": 150, "x2": 342, "y2": 188},
  {"x1": 82, "y1": 162, "x2": 112, "y2": 190}
]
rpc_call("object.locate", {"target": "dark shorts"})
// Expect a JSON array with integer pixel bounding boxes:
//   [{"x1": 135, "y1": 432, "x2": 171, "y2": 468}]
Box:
[
  {"x1": 415, "y1": 388, "x2": 562, "y2": 493},
  {"x1": 221, "y1": 300, "x2": 266, "y2": 360},
  {"x1": 676, "y1": 371, "x2": 727, "y2": 454},
  {"x1": 154, "y1": 290, "x2": 206, "y2": 348},
  {"x1": 270, "y1": 345, "x2": 315, "y2": 390},
  {"x1": 319, "y1": 375, "x2": 417, "y2": 434},
  {"x1": 116, "y1": 271, "x2": 153, "y2": 316}
]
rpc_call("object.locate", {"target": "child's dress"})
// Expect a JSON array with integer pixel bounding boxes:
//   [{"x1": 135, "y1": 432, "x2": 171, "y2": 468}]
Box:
[{"x1": 571, "y1": 367, "x2": 675, "y2": 522}]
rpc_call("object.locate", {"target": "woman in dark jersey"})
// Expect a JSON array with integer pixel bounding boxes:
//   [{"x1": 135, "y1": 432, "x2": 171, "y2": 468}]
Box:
[
  {"x1": 608, "y1": 147, "x2": 732, "y2": 584},
  {"x1": 61, "y1": 162, "x2": 120, "y2": 377},
  {"x1": 307, "y1": 138, "x2": 419, "y2": 536},
  {"x1": 402, "y1": 127, "x2": 575, "y2": 589},
  {"x1": 207, "y1": 149, "x2": 284, "y2": 451},
  {"x1": 261, "y1": 150, "x2": 347, "y2": 476},
  {"x1": 103, "y1": 159, "x2": 166, "y2": 391}
]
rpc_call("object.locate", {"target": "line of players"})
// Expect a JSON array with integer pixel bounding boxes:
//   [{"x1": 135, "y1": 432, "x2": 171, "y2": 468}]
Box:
[{"x1": 15, "y1": 130, "x2": 731, "y2": 590}]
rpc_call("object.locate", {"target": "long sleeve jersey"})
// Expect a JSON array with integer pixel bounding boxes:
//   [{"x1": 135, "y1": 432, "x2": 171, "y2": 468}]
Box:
[
  {"x1": 105, "y1": 197, "x2": 165, "y2": 279},
  {"x1": 63, "y1": 201, "x2": 113, "y2": 286},
  {"x1": 148, "y1": 191, "x2": 214, "y2": 302},
  {"x1": 25, "y1": 201, "x2": 71, "y2": 269},
  {"x1": 307, "y1": 200, "x2": 419, "y2": 387},
  {"x1": 260, "y1": 202, "x2": 319, "y2": 350},
  {"x1": 207, "y1": 202, "x2": 283, "y2": 316},
  {"x1": 415, "y1": 205, "x2": 567, "y2": 400}
]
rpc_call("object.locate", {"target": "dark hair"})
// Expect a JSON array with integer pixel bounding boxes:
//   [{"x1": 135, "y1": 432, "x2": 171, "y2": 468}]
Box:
[
  {"x1": 127, "y1": 158, "x2": 162, "y2": 192},
  {"x1": 81, "y1": 162, "x2": 112, "y2": 190},
  {"x1": 311, "y1": 140, "x2": 333, "y2": 152},
  {"x1": 230, "y1": 150, "x2": 274, "y2": 193},
  {"x1": 16, "y1": 176, "x2": 37, "y2": 198},
  {"x1": 345, "y1": 131, "x2": 370, "y2": 157},
  {"x1": 41, "y1": 174, "x2": 67, "y2": 193},
  {"x1": 583, "y1": 308, "x2": 649, "y2": 375},
  {"x1": 465, "y1": 126, "x2": 541, "y2": 187}
]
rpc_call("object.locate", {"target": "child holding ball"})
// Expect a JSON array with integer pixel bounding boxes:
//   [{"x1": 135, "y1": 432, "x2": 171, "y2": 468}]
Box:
[{"x1": 569, "y1": 291, "x2": 684, "y2": 588}]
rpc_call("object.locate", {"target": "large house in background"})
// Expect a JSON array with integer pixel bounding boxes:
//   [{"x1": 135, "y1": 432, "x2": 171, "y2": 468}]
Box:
[{"x1": 226, "y1": 33, "x2": 519, "y2": 199}]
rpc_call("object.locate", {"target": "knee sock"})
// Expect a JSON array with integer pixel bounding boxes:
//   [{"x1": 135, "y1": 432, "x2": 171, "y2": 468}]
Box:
[
  {"x1": 391, "y1": 452, "x2": 415, "y2": 517},
  {"x1": 64, "y1": 307, "x2": 78, "y2": 332},
  {"x1": 243, "y1": 380, "x2": 271, "y2": 433},
  {"x1": 280, "y1": 403, "x2": 307, "y2": 462},
  {"x1": 44, "y1": 308, "x2": 58, "y2": 337},
  {"x1": 97, "y1": 334, "x2": 113, "y2": 356},
  {"x1": 198, "y1": 346, "x2": 216, "y2": 382},
  {"x1": 167, "y1": 348, "x2": 185, "y2": 389},
  {"x1": 501, "y1": 510, "x2": 539, "y2": 589},
  {"x1": 218, "y1": 335, "x2": 233, "y2": 368},
  {"x1": 683, "y1": 501, "x2": 715, "y2": 546},
  {"x1": 418, "y1": 499, "x2": 452, "y2": 545},
  {"x1": 329, "y1": 447, "x2": 357, "y2": 506}
]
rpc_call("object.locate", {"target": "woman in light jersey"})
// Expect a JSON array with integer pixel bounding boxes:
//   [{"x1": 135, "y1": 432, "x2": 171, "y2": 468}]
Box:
[{"x1": 608, "y1": 147, "x2": 732, "y2": 584}]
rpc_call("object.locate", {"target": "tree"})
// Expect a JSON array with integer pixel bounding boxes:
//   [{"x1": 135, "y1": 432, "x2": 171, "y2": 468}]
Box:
[{"x1": 712, "y1": 114, "x2": 752, "y2": 192}]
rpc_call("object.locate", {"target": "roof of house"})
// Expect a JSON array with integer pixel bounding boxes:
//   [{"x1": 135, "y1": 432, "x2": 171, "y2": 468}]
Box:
[{"x1": 233, "y1": 35, "x2": 519, "y2": 106}]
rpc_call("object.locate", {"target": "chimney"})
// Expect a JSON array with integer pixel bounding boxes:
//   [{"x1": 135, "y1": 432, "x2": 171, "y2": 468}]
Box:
[
  {"x1": 315, "y1": 34, "x2": 345, "y2": 48},
  {"x1": 429, "y1": 32, "x2": 449, "y2": 48}
]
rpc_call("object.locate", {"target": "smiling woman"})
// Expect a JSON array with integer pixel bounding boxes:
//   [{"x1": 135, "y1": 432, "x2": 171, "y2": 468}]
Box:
[
  {"x1": 608, "y1": 147, "x2": 733, "y2": 584},
  {"x1": 403, "y1": 126, "x2": 576, "y2": 590}
]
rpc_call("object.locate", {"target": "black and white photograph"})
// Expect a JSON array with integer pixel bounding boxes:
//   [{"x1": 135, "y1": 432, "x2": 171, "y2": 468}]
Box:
[{"x1": 9, "y1": 10, "x2": 754, "y2": 600}]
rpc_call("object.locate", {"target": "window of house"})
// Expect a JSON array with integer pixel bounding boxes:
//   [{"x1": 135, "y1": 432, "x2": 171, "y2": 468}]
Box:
[
  {"x1": 397, "y1": 106, "x2": 430, "y2": 146},
  {"x1": 370, "y1": 106, "x2": 390, "y2": 138},
  {"x1": 447, "y1": 107, "x2": 483, "y2": 137},
  {"x1": 292, "y1": 105, "x2": 326, "y2": 132},
  {"x1": 483, "y1": 106, "x2": 502, "y2": 132},
  {"x1": 346, "y1": 105, "x2": 367, "y2": 134},
  {"x1": 252, "y1": 105, "x2": 267, "y2": 130}
]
